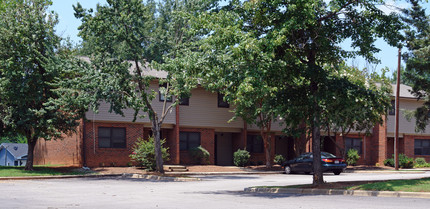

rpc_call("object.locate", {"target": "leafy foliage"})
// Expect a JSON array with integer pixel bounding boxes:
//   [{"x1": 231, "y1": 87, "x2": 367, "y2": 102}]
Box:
[
  {"x1": 274, "y1": 155, "x2": 286, "y2": 165},
  {"x1": 0, "y1": 0, "x2": 88, "y2": 170},
  {"x1": 189, "y1": 146, "x2": 210, "y2": 165},
  {"x1": 402, "y1": 0, "x2": 430, "y2": 132},
  {"x1": 384, "y1": 154, "x2": 414, "y2": 168},
  {"x1": 346, "y1": 149, "x2": 360, "y2": 166},
  {"x1": 130, "y1": 137, "x2": 169, "y2": 171},
  {"x1": 233, "y1": 149, "x2": 250, "y2": 167}
]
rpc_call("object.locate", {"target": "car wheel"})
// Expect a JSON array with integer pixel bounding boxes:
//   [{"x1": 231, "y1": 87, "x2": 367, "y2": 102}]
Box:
[
  {"x1": 284, "y1": 165, "x2": 292, "y2": 174},
  {"x1": 333, "y1": 171, "x2": 341, "y2": 175}
]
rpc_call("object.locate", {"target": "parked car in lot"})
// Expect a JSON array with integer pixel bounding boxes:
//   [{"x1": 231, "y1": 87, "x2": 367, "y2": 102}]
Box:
[{"x1": 282, "y1": 152, "x2": 347, "y2": 175}]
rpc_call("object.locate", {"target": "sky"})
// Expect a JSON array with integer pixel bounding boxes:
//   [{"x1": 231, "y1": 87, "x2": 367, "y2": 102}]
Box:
[{"x1": 50, "y1": 0, "x2": 430, "y2": 77}]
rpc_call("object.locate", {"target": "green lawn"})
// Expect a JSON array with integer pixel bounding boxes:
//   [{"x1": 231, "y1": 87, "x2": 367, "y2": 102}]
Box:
[
  {"x1": 347, "y1": 178, "x2": 430, "y2": 192},
  {"x1": 0, "y1": 166, "x2": 90, "y2": 177},
  {"x1": 257, "y1": 178, "x2": 430, "y2": 192}
]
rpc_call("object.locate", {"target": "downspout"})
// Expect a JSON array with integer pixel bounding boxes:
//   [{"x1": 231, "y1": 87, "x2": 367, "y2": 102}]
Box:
[{"x1": 175, "y1": 104, "x2": 180, "y2": 164}]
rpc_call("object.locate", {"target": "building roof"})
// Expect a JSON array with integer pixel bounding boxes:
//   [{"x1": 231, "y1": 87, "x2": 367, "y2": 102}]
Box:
[
  {"x1": 79, "y1": 56, "x2": 168, "y2": 79},
  {"x1": 390, "y1": 84, "x2": 417, "y2": 99},
  {"x1": 0, "y1": 143, "x2": 28, "y2": 159}
]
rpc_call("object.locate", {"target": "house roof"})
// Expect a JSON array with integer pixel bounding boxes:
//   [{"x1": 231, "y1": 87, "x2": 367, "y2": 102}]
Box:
[
  {"x1": 0, "y1": 143, "x2": 28, "y2": 159},
  {"x1": 390, "y1": 84, "x2": 416, "y2": 99},
  {"x1": 79, "y1": 56, "x2": 168, "y2": 79}
]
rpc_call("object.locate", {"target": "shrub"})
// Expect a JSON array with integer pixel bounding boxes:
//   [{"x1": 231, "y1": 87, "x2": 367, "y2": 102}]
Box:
[
  {"x1": 234, "y1": 149, "x2": 250, "y2": 167},
  {"x1": 130, "y1": 137, "x2": 169, "y2": 171},
  {"x1": 398, "y1": 153, "x2": 414, "y2": 168},
  {"x1": 415, "y1": 157, "x2": 427, "y2": 165},
  {"x1": 189, "y1": 146, "x2": 210, "y2": 165},
  {"x1": 274, "y1": 155, "x2": 286, "y2": 165},
  {"x1": 346, "y1": 149, "x2": 360, "y2": 166},
  {"x1": 384, "y1": 158, "x2": 394, "y2": 167},
  {"x1": 383, "y1": 154, "x2": 414, "y2": 168}
]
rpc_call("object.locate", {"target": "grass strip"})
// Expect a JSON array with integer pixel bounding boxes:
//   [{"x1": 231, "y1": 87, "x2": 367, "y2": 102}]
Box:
[
  {"x1": 0, "y1": 166, "x2": 90, "y2": 177},
  {"x1": 347, "y1": 178, "x2": 430, "y2": 192}
]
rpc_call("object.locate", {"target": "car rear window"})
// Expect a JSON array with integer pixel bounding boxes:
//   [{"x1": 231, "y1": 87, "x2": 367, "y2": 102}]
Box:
[{"x1": 321, "y1": 152, "x2": 337, "y2": 158}]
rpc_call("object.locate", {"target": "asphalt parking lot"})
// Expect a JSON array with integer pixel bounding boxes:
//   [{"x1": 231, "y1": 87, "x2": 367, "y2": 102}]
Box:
[{"x1": 1, "y1": 172, "x2": 430, "y2": 209}]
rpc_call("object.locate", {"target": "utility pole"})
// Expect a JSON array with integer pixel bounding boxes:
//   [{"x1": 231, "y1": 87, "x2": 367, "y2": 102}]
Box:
[{"x1": 394, "y1": 48, "x2": 401, "y2": 170}]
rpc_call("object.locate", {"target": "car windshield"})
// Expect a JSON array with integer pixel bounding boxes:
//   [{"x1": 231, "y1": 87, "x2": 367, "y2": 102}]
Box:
[{"x1": 321, "y1": 152, "x2": 337, "y2": 158}]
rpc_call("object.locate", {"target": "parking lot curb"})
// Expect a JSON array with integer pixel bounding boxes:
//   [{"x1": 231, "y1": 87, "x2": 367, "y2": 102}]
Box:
[
  {"x1": 123, "y1": 173, "x2": 200, "y2": 181},
  {"x1": 244, "y1": 187, "x2": 430, "y2": 199}
]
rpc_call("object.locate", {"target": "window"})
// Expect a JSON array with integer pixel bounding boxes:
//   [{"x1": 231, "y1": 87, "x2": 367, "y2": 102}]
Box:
[
  {"x1": 98, "y1": 127, "x2": 126, "y2": 148},
  {"x1": 180, "y1": 132, "x2": 200, "y2": 151},
  {"x1": 345, "y1": 138, "x2": 362, "y2": 155},
  {"x1": 159, "y1": 83, "x2": 172, "y2": 102},
  {"x1": 389, "y1": 100, "x2": 395, "y2": 115},
  {"x1": 247, "y1": 135, "x2": 264, "y2": 153},
  {"x1": 179, "y1": 97, "x2": 189, "y2": 106},
  {"x1": 218, "y1": 93, "x2": 229, "y2": 108},
  {"x1": 415, "y1": 139, "x2": 430, "y2": 155}
]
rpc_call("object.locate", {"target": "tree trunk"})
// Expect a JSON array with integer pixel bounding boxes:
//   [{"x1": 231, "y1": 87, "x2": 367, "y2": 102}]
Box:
[
  {"x1": 312, "y1": 115, "x2": 324, "y2": 186},
  {"x1": 24, "y1": 136, "x2": 38, "y2": 171},
  {"x1": 264, "y1": 134, "x2": 272, "y2": 168},
  {"x1": 152, "y1": 121, "x2": 164, "y2": 174}
]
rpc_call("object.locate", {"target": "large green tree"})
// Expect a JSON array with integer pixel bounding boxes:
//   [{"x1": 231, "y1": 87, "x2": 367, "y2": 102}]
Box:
[
  {"x1": 74, "y1": 0, "x2": 215, "y2": 173},
  {"x1": 403, "y1": 0, "x2": 430, "y2": 132},
  {"x1": 0, "y1": 0, "x2": 87, "y2": 170},
  {"x1": 186, "y1": 0, "x2": 402, "y2": 185},
  {"x1": 320, "y1": 63, "x2": 392, "y2": 159}
]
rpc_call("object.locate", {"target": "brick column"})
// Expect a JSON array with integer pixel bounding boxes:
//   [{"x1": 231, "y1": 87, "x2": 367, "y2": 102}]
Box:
[{"x1": 372, "y1": 116, "x2": 387, "y2": 165}]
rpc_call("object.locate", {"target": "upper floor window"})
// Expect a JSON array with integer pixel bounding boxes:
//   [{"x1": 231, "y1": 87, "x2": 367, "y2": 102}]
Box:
[
  {"x1": 415, "y1": 139, "x2": 430, "y2": 155},
  {"x1": 389, "y1": 100, "x2": 395, "y2": 115},
  {"x1": 345, "y1": 137, "x2": 362, "y2": 155},
  {"x1": 247, "y1": 135, "x2": 264, "y2": 153},
  {"x1": 159, "y1": 83, "x2": 172, "y2": 102},
  {"x1": 218, "y1": 93, "x2": 229, "y2": 108},
  {"x1": 98, "y1": 127, "x2": 126, "y2": 148},
  {"x1": 179, "y1": 97, "x2": 189, "y2": 106},
  {"x1": 180, "y1": 132, "x2": 200, "y2": 151}
]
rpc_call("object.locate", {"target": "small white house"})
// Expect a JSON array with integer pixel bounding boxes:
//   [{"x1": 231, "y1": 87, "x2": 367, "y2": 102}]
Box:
[{"x1": 0, "y1": 143, "x2": 28, "y2": 166}]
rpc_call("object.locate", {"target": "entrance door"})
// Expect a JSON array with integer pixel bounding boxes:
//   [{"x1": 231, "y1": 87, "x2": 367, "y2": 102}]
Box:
[{"x1": 215, "y1": 132, "x2": 233, "y2": 166}]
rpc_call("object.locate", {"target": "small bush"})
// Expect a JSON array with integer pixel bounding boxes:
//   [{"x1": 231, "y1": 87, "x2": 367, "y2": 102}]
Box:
[
  {"x1": 384, "y1": 158, "x2": 394, "y2": 167},
  {"x1": 415, "y1": 157, "x2": 427, "y2": 165},
  {"x1": 234, "y1": 149, "x2": 250, "y2": 167},
  {"x1": 274, "y1": 155, "x2": 286, "y2": 165},
  {"x1": 383, "y1": 154, "x2": 414, "y2": 168},
  {"x1": 189, "y1": 146, "x2": 210, "y2": 165},
  {"x1": 130, "y1": 137, "x2": 169, "y2": 171},
  {"x1": 399, "y1": 154, "x2": 414, "y2": 168},
  {"x1": 346, "y1": 149, "x2": 360, "y2": 166}
]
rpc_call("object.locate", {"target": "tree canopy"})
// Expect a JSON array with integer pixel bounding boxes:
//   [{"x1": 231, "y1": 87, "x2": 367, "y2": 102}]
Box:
[{"x1": 0, "y1": 0, "x2": 88, "y2": 170}]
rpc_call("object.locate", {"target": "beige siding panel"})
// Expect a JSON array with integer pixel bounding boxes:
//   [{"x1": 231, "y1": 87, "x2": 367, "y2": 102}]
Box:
[
  {"x1": 85, "y1": 82, "x2": 176, "y2": 125},
  {"x1": 179, "y1": 87, "x2": 283, "y2": 131},
  {"x1": 387, "y1": 98, "x2": 430, "y2": 135},
  {"x1": 179, "y1": 87, "x2": 243, "y2": 128}
]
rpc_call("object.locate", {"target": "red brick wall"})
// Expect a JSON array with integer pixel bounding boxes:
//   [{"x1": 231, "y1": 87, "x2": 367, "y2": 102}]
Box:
[
  {"x1": 84, "y1": 122, "x2": 144, "y2": 167},
  {"x1": 371, "y1": 116, "x2": 387, "y2": 165},
  {"x1": 34, "y1": 120, "x2": 83, "y2": 166},
  {"x1": 179, "y1": 128, "x2": 215, "y2": 165},
  {"x1": 404, "y1": 135, "x2": 430, "y2": 162}
]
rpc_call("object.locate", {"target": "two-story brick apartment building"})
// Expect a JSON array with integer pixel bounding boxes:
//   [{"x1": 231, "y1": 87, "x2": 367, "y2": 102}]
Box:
[{"x1": 33, "y1": 67, "x2": 430, "y2": 167}]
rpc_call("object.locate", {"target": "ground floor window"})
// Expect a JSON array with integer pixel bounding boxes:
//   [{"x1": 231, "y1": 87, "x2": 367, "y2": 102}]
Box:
[
  {"x1": 247, "y1": 135, "x2": 264, "y2": 153},
  {"x1": 345, "y1": 138, "x2": 362, "y2": 155},
  {"x1": 98, "y1": 127, "x2": 126, "y2": 148},
  {"x1": 180, "y1": 132, "x2": 201, "y2": 151},
  {"x1": 415, "y1": 139, "x2": 430, "y2": 155}
]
